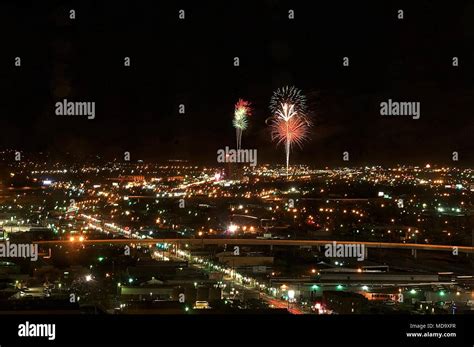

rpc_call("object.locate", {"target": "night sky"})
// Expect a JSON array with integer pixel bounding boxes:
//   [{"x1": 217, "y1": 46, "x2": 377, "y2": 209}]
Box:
[{"x1": 1, "y1": 0, "x2": 474, "y2": 166}]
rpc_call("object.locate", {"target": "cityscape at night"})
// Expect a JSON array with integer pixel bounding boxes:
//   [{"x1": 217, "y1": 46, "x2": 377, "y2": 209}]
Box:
[
  {"x1": 0, "y1": 157, "x2": 473, "y2": 317},
  {"x1": 1, "y1": 0, "x2": 473, "y2": 345}
]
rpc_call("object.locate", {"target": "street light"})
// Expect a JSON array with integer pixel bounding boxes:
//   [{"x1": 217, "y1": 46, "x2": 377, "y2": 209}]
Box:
[{"x1": 288, "y1": 290, "x2": 295, "y2": 309}]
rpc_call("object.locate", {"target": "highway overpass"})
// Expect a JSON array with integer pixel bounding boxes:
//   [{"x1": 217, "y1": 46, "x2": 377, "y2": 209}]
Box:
[{"x1": 33, "y1": 238, "x2": 474, "y2": 254}]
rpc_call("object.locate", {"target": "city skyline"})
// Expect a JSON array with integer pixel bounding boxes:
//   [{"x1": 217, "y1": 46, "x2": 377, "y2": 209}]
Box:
[{"x1": 0, "y1": 1, "x2": 473, "y2": 345}]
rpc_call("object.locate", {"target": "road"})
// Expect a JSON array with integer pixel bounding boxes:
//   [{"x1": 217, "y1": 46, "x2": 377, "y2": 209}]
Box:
[
  {"x1": 158, "y1": 248, "x2": 306, "y2": 314},
  {"x1": 34, "y1": 238, "x2": 474, "y2": 253}
]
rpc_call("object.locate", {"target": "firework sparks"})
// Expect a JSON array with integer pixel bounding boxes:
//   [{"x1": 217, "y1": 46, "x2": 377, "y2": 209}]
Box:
[
  {"x1": 270, "y1": 117, "x2": 310, "y2": 149},
  {"x1": 270, "y1": 85, "x2": 308, "y2": 121},
  {"x1": 233, "y1": 99, "x2": 252, "y2": 149},
  {"x1": 269, "y1": 86, "x2": 311, "y2": 177}
]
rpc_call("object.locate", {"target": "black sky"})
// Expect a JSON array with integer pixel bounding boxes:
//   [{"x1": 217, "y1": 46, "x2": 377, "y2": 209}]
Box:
[{"x1": 1, "y1": 0, "x2": 474, "y2": 166}]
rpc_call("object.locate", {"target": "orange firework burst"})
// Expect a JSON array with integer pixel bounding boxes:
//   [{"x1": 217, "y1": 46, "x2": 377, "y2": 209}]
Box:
[
  {"x1": 268, "y1": 86, "x2": 312, "y2": 177},
  {"x1": 234, "y1": 99, "x2": 252, "y2": 119},
  {"x1": 270, "y1": 117, "x2": 310, "y2": 149}
]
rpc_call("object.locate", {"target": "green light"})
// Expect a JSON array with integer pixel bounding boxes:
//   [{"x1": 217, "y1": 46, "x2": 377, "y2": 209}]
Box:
[
  {"x1": 128, "y1": 278, "x2": 134, "y2": 284},
  {"x1": 362, "y1": 285, "x2": 369, "y2": 291},
  {"x1": 185, "y1": 306, "x2": 189, "y2": 312},
  {"x1": 336, "y1": 285, "x2": 343, "y2": 290},
  {"x1": 410, "y1": 289, "x2": 416, "y2": 294},
  {"x1": 439, "y1": 290, "x2": 445, "y2": 296},
  {"x1": 98, "y1": 257, "x2": 104, "y2": 262},
  {"x1": 311, "y1": 285, "x2": 319, "y2": 290}
]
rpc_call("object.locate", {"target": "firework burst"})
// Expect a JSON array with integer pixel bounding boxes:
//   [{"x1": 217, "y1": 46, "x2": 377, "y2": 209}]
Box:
[
  {"x1": 270, "y1": 116, "x2": 310, "y2": 149},
  {"x1": 233, "y1": 99, "x2": 252, "y2": 149},
  {"x1": 269, "y1": 86, "x2": 311, "y2": 177},
  {"x1": 270, "y1": 85, "x2": 308, "y2": 121}
]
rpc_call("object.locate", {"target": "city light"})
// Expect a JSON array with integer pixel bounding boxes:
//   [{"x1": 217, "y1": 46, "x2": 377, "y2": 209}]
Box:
[
  {"x1": 0, "y1": 4, "x2": 472, "y2": 343},
  {"x1": 227, "y1": 224, "x2": 238, "y2": 233}
]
